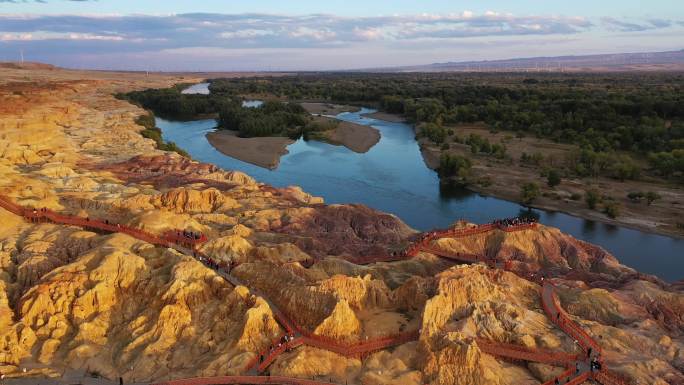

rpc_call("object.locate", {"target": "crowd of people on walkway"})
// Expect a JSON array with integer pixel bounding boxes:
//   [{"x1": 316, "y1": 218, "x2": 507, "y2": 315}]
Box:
[
  {"x1": 195, "y1": 253, "x2": 220, "y2": 270},
  {"x1": 491, "y1": 216, "x2": 538, "y2": 228},
  {"x1": 258, "y1": 333, "x2": 298, "y2": 365},
  {"x1": 172, "y1": 230, "x2": 205, "y2": 244},
  {"x1": 180, "y1": 230, "x2": 203, "y2": 240}
]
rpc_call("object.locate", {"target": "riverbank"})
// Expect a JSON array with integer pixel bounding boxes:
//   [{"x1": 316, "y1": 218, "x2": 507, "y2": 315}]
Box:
[
  {"x1": 206, "y1": 130, "x2": 294, "y2": 169},
  {"x1": 414, "y1": 123, "x2": 684, "y2": 239}
]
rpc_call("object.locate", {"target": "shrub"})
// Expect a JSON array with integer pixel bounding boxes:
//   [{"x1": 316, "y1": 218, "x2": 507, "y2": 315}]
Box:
[
  {"x1": 520, "y1": 152, "x2": 544, "y2": 166},
  {"x1": 646, "y1": 191, "x2": 662, "y2": 205},
  {"x1": 491, "y1": 143, "x2": 507, "y2": 159},
  {"x1": 627, "y1": 191, "x2": 645, "y2": 202}
]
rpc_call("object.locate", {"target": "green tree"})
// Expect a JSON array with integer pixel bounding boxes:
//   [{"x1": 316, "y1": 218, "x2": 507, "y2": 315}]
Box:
[
  {"x1": 608, "y1": 155, "x2": 641, "y2": 181},
  {"x1": 420, "y1": 123, "x2": 447, "y2": 143},
  {"x1": 547, "y1": 169, "x2": 562, "y2": 188},
  {"x1": 520, "y1": 182, "x2": 541, "y2": 204},
  {"x1": 603, "y1": 201, "x2": 621, "y2": 218},
  {"x1": 585, "y1": 189, "x2": 601, "y2": 209},
  {"x1": 439, "y1": 154, "x2": 472, "y2": 179}
]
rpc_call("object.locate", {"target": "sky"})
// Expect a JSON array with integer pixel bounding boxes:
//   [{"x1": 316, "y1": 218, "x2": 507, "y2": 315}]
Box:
[{"x1": 0, "y1": 0, "x2": 683, "y2": 71}]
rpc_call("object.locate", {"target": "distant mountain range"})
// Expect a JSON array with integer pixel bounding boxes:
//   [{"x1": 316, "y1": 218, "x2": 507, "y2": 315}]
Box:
[
  {"x1": 370, "y1": 49, "x2": 684, "y2": 72},
  {"x1": 4, "y1": 50, "x2": 683, "y2": 73}
]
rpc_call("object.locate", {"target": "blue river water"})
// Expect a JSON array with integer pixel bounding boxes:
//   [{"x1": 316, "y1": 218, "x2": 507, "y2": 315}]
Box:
[{"x1": 157, "y1": 86, "x2": 683, "y2": 282}]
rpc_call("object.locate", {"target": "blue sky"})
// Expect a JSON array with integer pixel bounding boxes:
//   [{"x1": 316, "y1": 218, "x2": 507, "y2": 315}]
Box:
[
  {"x1": 3, "y1": 0, "x2": 683, "y2": 18},
  {"x1": 1, "y1": 0, "x2": 682, "y2": 70}
]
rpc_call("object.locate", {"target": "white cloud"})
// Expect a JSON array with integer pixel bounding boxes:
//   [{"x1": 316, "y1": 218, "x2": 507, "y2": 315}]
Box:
[
  {"x1": 353, "y1": 27, "x2": 383, "y2": 41},
  {"x1": 1, "y1": 32, "x2": 33, "y2": 41},
  {"x1": 288, "y1": 27, "x2": 336, "y2": 41},
  {"x1": 1, "y1": 11, "x2": 681, "y2": 70},
  {"x1": 68, "y1": 33, "x2": 124, "y2": 41},
  {"x1": 220, "y1": 29, "x2": 275, "y2": 39}
]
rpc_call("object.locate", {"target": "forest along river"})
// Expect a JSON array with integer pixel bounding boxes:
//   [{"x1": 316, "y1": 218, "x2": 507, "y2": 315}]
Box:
[{"x1": 158, "y1": 83, "x2": 683, "y2": 282}]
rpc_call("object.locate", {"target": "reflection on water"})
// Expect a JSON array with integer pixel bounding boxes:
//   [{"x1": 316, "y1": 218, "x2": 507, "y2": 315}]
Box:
[
  {"x1": 438, "y1": 183, "x2": 474, "y2": 201},
  {"x1": 157, "y1": 107, "x2": 684, "y2": 282},
  {"x1": 582, "y1": 220, "x2": 597, "y2": 235}
]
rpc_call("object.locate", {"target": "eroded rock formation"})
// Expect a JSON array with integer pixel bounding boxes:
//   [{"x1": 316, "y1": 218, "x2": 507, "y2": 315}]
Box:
[{"x1": 0, "y1": 66, "x2": 681, "y2": 385}]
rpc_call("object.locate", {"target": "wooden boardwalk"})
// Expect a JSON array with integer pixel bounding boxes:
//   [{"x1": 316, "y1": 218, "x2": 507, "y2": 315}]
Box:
[{"x1": 0, "y1": 195, "x2": 630, "y2": 385}]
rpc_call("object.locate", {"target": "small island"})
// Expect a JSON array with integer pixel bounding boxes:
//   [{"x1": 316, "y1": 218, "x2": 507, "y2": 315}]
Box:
[
  {"x1": 121, "y1": 85, "x2": 381, "y2": 170},
  {"x1": 206, "y1": 130, "x2": 294, "y2": 169},
  {"x1": 207, "y1": 100, "x2": 380, "y2": 169},
  {"x1": 301, "y1": 103, "x2": 380, "y2": 153}
]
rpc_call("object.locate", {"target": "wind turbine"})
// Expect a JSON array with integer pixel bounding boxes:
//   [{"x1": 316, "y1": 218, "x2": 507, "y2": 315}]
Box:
[{"x1": 20, "y1": 49, "x2": 24, "y2": 64}]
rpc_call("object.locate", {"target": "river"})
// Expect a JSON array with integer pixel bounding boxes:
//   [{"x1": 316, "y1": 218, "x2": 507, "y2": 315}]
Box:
[{"x1": 157, "y1": 83, "x2": 683, "y2": 282}]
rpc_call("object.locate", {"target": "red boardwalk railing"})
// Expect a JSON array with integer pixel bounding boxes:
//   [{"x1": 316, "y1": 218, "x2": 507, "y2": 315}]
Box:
[
  {"x1": 0, "y1": 195, "x2": 209, "y2": 252},
  {"x1": 543, "y1": 283, "x2": 602, "y2": 357},
  {"x1": 0, "y1": 195, "x2": 25, "y2": 216},
  {"x1": 154, "y1": 376, "x2": 338, "y2": 385},
  {"x1": 540, "y1": 368, "x2": 576, "y2": 385},
  {"x1": 243, "y1": 334, "x2": 288, "y2": 373},
  {"x1": 8, "y1": 195, "x2": 629, "y2": 385}
]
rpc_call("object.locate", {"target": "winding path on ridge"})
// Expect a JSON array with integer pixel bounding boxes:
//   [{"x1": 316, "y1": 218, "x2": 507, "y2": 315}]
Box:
[{"x1": 0, "y1": 194, "x2": 630, "y2": 385}]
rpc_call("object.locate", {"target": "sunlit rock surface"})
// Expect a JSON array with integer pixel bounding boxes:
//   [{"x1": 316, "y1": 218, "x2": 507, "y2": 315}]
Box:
[{"x1": 0, "y1": 66, "x2": 681, "y2": 385}]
